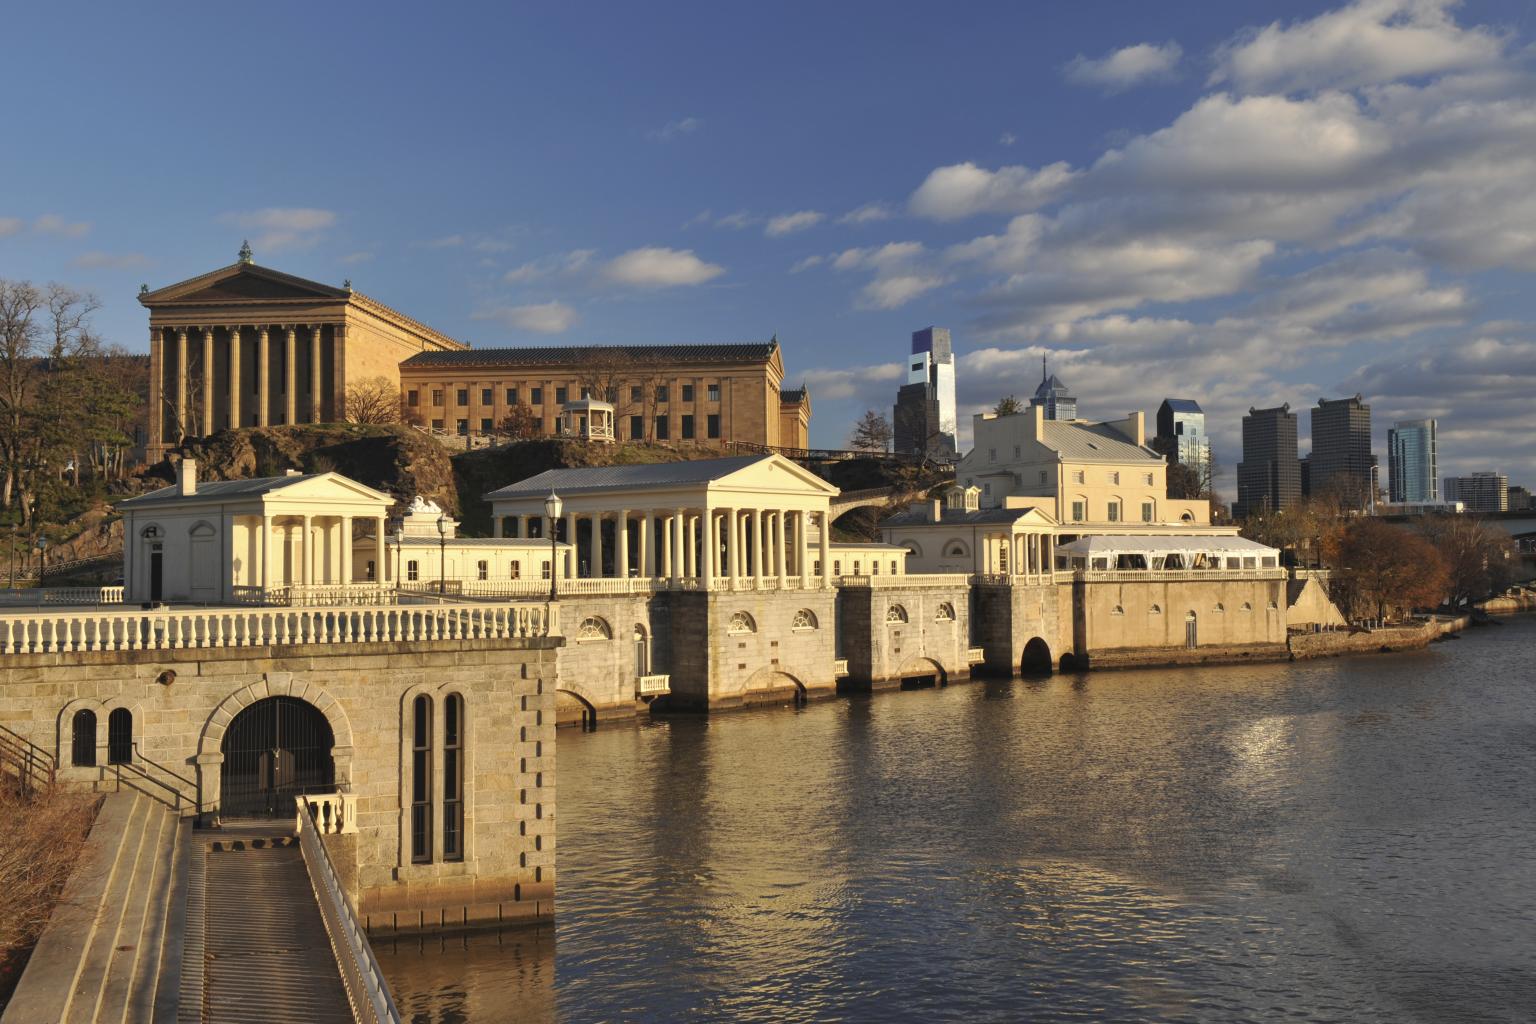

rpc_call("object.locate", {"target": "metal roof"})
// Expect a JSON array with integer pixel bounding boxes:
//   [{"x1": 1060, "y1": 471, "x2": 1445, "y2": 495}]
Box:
[
  {"x1": 881, "y1": 506, "x2": 1045, "y2": 527},
  {"x1": 1039, "y1": 421, "x2": 1160, "y2": 463},
  {"x1": 402, "y1": 342, "x2": 777, "y2": 369},
  {"x1": 118, "y1": 474, "x2": 325, "y2": 506},
  {"x1": 485, "y1": 455, "x2": 772, "y2": 499},
  {"x1": 1160, "y1": 398, "x2": 1203, "y2": 413},
  {"x1": 1059, "y1": 534, "x2": 1276, "y2": 556}
]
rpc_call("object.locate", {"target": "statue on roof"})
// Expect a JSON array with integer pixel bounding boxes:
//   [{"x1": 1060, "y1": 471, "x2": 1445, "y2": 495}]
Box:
[{"x1": 238, "y1": 240, "x2": 254, "y2": 264}]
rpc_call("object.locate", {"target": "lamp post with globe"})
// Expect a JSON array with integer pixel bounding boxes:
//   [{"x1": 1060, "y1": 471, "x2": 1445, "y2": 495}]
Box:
[{"x1": 545, "y1": 491, "x2": 563, "y2": 604}]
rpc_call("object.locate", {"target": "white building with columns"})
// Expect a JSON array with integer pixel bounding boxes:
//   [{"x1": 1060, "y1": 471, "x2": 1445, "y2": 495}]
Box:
[
  {"x1": 117, "y1": 460, "x2": 394, "y2": 605},
  {"x1": 484, "y1": 454, "x2": 906, "y2": 590}
]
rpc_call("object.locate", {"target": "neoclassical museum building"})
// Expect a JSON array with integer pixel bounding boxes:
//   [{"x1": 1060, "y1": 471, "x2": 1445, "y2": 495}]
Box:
[{"x1": 140, "y1": 245, "x2": 814, "y2": 462}]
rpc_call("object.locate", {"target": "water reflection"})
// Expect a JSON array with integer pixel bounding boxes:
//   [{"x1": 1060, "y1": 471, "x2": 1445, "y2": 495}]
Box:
[{"x1": 383, "y1": 617, "x2": 1536, "y2": 1023}]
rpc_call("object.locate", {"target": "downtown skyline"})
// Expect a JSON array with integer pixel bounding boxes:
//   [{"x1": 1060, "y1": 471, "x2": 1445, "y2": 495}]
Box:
[{"x1": 2, "y1": 0, "x2": 1535, "y2": 484}]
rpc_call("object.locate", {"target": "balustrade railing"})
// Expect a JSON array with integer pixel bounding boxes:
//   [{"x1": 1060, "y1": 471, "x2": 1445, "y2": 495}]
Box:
[
  {"x1": 0, "y1": 586, "x2": 124, "y2": 607},
  {"x1": 637, "y1": 673, "x2": 671, "y2": 697},
  {"x1": 1075, "y1": 567, "x2": 1287, "y2": 582},
  {"x1": 0, "y1": 601, "x2": 559, "y2": 654},
  {"x1": 966, "y1": 647, "x2": 985, "y2": 664},
  {"x1": 295, "y1": 796, "x2": 401, "y2": 1024},
  {"x1": 833, "y1": 658, "x2": 849, "y2": 677},
  {"x1": 836, "y1": 573, "x2": 972, "y2": 589},
  {"x1": 299, "y1": 792, "x2": 358, "y2": 835}
]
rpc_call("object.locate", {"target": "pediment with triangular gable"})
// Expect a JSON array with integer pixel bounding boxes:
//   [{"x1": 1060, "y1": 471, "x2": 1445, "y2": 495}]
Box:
[
  {"x1": 266, "y1": 472, "x2": 395, "y2": 506},
  {"x1": 710, "y1": 452, "x2": 841, "y2": 497},
  {"x1": 140, "y1": 262, "x2": 349, "y2": 308}
]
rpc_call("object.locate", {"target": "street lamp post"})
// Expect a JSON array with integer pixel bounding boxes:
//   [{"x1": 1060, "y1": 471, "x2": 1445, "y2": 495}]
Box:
[
  {"x1": 393, "y1": 525, "x2": 404, "y2": 590},
  {"x1": 35, "y1": 537, "x2": 46, "y2": 588},
  {"x1": 545, "y1": 491, "x2": 563, "y2": 604},
  {"x1": 436, "y1": 513, "x2": 448, "y2": 596}
]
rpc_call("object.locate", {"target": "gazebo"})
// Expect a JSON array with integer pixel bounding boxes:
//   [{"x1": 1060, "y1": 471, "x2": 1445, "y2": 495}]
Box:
[{"x1": 558, "y1": 399, "x2": 615, "y2": 443}]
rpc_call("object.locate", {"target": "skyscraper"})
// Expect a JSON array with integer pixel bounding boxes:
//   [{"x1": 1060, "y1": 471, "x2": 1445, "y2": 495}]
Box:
[
  {"x1": 1443, "y1": 472, "x2": 1508, "y2": 512},
  {"x1": 1310, "y1": 395, "x2": 1374, "y2": 509},
  {"x1": 1388, "y1": 419, "x2": 1438, "y2": 503},
  {"x1": 1029, "y1": 357, "x2": 1077, "y2": 421},
  {"x1": 1155, "y1": 398, "x2": 1211, "y2": 485},
  {"x1": 1235, "y1": 404, "x2": 1301, "y2": 519},
  {"x1": 894, "y1": 327, "x2": 957, "y2": 458}
]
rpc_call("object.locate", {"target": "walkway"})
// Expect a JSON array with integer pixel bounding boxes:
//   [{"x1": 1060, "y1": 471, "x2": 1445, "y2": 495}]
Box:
[{"x1": 193, "y1": 824, "x2": 353, "y2": 1024}]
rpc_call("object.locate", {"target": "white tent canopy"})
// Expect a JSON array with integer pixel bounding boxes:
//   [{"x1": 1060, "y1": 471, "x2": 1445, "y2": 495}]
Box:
[{"x1": 1057, "y1": 533, "x2": 1279, "y2": 570}]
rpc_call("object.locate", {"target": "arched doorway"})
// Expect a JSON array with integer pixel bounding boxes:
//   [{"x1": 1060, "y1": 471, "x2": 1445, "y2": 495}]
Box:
[
  {"x1": 220, "y1": 697, "x2": 335, "y2": 817},
  {"x1": 897, "y1": 656, "x2": 947, "y2": 690},
  {"x1": 1185, "y1": 611, "x2": 1198, "y2": 649},
  {"x1": 1020, "y1": 637, "x2": 1053, "y2": 676}
]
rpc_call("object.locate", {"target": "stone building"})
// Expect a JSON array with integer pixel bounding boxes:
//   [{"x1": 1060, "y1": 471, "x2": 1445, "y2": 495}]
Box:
[{"x1": 399, "y1": 342, "x2": 812, "y2": 448}]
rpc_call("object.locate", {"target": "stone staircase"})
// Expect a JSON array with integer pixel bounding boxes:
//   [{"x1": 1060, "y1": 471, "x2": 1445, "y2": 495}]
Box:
[{"x1": 2, "y1": 791, "x2": 189, "y2": 1024}]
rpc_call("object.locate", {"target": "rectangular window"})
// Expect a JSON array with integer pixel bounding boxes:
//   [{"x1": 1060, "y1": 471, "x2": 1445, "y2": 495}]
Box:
[
  {"x1": 443, "y1": 695, "x2": 463, "y2": 862},
  {"x1": 431, "y1": 389, "x2": 443, "y2": 406},
  {"x1": 1072, "y1": 501, "x2": 1086, "y2": 522},
  {"x1": 407, "y1": 560, "x2": 420, "y2": 582},
  {"x1": 833, "y1": 561, "x2": 842, "y2": 575},
  {"x1": 872, "y1": 561, "x2": 880, "y2": 575},
  {"x1": 456, "y1": 419, "x2": 468, "y2": 435},
  {"x1": 411, "y1": 698, "x2": 432, "y2": 864},
  {"x1": 707, "y1": 383, "x2": 720, "y2": 402},
  {"x1": 1144, "y1": 473, "x2": 1155, "y2": 485},
  {"x1": 630, "y1": 415, "x2": 644, "y2": 439},
  {"x1": 1142, "y1": 502, "x2": 1154, "y2": 522},
  {"x1": 477, "y1": 560, "x2": 488, "y2": 581},
  {"x1": 456, "y1": 389, "x2": 468, "y2": 406},
  {"x1": 506, "y1": 388, "x2": 518, "y2": 405},
  {"x1": 681, "y1": 415, "x2": 695, "y2": 439},
  {"x1": 555, "y1": 386, "x2": 568, "y2": 404},
  {"x1": 431, "y1": 419, "x2": 444, "y2": 430},
  {"x1": 989, "y1": 448, "x2": 997, "y2": 461},
  {"x1": 655, "y1": 416, "x2": 669, "y2": 440},
  {"x1": 630, "y1": 385, "x2": 642, "y2": 402},
  {"x1": 541, "y1": 560, "x2": 552, "y2": 580},
  {"x1": 656, "y1": 385, "x2": 669, "y2": 402},
  {"x1": 530, "y1": 386, "x2": 543, "y2": 404},
  {"x1": 682, "y1": 384, "x2": 695, "y2": 402},
  {"x1": 1014, "y1": 445, "x2": 1021, "y2": 458},
  {"x1": 480, "y1": 418, "x2": 493, "y2": 433},
  {"x1": 1107, "y1": 502, "x2": 1120, "y2": 522},
  {"x1": 1110, "y1": 471, "x2": 1120, "y2": 485},
  {"x1": 407, "y1": 390, "x2": 419, "y2": 407},
  {"x1": 1038, "y1": 470, "x2": 1047, "y2": 484},
  {"x1": 365, "y1": 559, "x2": 376, "y2": 581},
  {"x1": 1073, "y1": 470, "x2": 1085, "y2": 484},
  {"x1": 707, "y1": 413, "x2": 720, "y2": 439},
  {"x1": 912, "y1": 361, "x2": 923, "y2": 371},
  {"x1": 481, "y1": 388, "x2": 493, "y2": 405},
  {"x1": 510, "y1": 560, "x2": 521, "y2": 579}
]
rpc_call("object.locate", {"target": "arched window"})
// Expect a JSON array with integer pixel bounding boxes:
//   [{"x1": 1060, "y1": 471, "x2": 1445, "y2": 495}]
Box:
[
  {"x1": 1181, "y1": 511, "x2": 1195, "y2": 523},
  {"x1": 886, "y1": 604, "x2": 908, "y2": 624},
  {"x1": 1213, "y1": 603, "x2": 1225, "y2": 613},
  {"x1": 1111, "y1": 605, "x2": 1125, "y2": 616},
  {"x1": 934, "y1": 603, "x2": 956, "y2": 621},
  {"x1": 1149, "y1": 604, "x2": 1163, "y2": 615},
  {"x1": 71, "y1": 709, "x2": 96, "y2": 767},
  {"x1": 577, "y1": 617, "x2": 612, "y2": 641},
  {"x1": 944, "y1": 541, "x2": 969, "y2": 558},
  {"x1": 728, "y1": 611, "x2": 757, "y2": 635},
  {"x1": 902, "y1": 541, "x2": 923, "y2": 559},
  {"x1": 411, "y1": 695, "x2": 432, "y2": 864},
  {"x1": 443, "y1": 694, "x2": 464, "y2": 863},
  {"x1": 1241, "y1": 602, "x2": 1253, "y2": 612},
  {"x1": 108, "y1": 708, "x2": 133, "y2": 765},
  {"x1": 792, "y1": 608, "x2": 818, "y2": 631}
]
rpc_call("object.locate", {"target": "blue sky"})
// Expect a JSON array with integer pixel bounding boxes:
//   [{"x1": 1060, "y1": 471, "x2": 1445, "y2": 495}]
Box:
[{"x1": 3, "y1": 0, "x2": 1535, "y2": 488}]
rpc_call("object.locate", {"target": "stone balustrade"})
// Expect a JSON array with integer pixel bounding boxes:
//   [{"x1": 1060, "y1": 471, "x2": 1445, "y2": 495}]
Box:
[
  {"x1": 637, "y1": 673, "x2": 671, "y2": 697},
  {"x1": 0, "y1": 601, "x2": 558, "y2": 654},
  {"x1": 833, "y1": 658, "x2": 849, "y2": 677},
  {"x1": 299, "y1": 791, "x2": 359, "y2": 835},
  {"x1": 234, "y1": 583, "x2": 395, "y2": 607},
  {"x1": 836, "y1": 573, "x2": 974, "y2": 589},
  {"x1": 0, "y1": 586, "x2": 125, "y2": 607},
  {"x1": 1076, "y1": 567, "x2": 1287, "y2": 582},
  {"x1": 967, "y1": 647, "x2": 985, "y2": 664}
]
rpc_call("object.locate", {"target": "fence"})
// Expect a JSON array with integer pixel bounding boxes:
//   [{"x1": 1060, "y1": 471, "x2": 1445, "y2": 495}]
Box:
[
  {"x1": 0, "y1": 601, "x2": 559, "y2": 654},
  {"x1": 0, "y1": 586, "x2": 124, "y2": 607}
]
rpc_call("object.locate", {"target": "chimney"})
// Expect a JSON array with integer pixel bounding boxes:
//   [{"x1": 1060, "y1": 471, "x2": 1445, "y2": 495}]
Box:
[
  {"x1": 1128, "y1": 411, "x2": 1146, "y2": 446},
  {"x1": 177, "y1": 458, "x2": 197, "y2": 496}
]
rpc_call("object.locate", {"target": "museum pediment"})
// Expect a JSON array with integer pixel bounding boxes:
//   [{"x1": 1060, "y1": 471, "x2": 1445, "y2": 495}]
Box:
[{"x1": 140, "y1": 262, "x2": 349, "y2": 308}]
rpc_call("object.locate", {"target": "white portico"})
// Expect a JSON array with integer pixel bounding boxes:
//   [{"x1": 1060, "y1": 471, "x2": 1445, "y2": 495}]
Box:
[
  {"x1": 117, "y1": 459, "x2": 393, "y2": 605},
  {"x1": 485, "y1": 454, "x2": 844, "y2": 590}
]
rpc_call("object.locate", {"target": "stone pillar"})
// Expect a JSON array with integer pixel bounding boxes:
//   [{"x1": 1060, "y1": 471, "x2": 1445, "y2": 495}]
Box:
[
  {"x1": 493, "y1": 516, "x2": 503, "y2": 539},
  {"x1": 702, "y1": 511, "x2": 715, "y2": 590},
  {"x1": 257, "y1": 327, "x2": 271, "y2": 427},
  {"x1": 661, "y1": 515, "x2": 673, "y2": 580},
  {"x1": 799, "y1": 511, "x2": 812, "y2": 587},
  {"x1": 284, "y1": 326, "x2": 297, "y2": 425},
  {"x1": 340, "y1": 516, "x2": 353, "y2": 584},
  {"x1": 228, "y1": 326, "x2": 242, "y2": 429},
  {"x1": 175, "y1": 328, "x2": 188, "y2": 440},
  {"x1": 725, "y1": 509, "x2": 739, "y2": 581},
  {"x1": 617, "y1": 510, "x2": 629, "y2": 579},
  {"x1": 332, "y1": 322, "x2": 347, "y2": 421},
  {"x1": 261, "y1": 514, "x2": 273, "y2": 591},
  {"x1": 148, "y1": 326, "x2": 163, "y2": 455},
  {"x1": 565, "y1": 511, "x2": 579, "y2": 577},
  {"x1": 750, "y1": 509, "x2": 763, "y2": 585},
  {"x1": 310, "y1": 325, "x2": 324, "y2": 422},
  {"x1": 684, "y1": 515, "x2": 696, "y2": 579},
  {"x1": 777, "y1": 511, "x2": 789, "y2": 586},
  {"x1": 641, "y1": 513, "x2": 654, "y2": 578},
  {"x1": 592, "y1": 511, "x2": 604, "y2": 578},
  {"x1": 220, "y1": 512, "x2": 234, "y2": 603},
  {"x1": 301, "y1": 515, "x2": 313, "y2": 586},
  {"x1": 201, "y1": 327, "x2": 214, "y2": 436},
  {"x1": 819, "y1": 511, "x2": 831, "y2": 587},
  {"x1": 673, "y1": 509, "x2": 686, "y2": 583},
  {"x1": 374, "y1": 516, "x2": 386, "y2": 588}
]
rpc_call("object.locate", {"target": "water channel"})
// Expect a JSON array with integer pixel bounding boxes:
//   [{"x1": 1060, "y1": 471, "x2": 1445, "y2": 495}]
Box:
[{"x1": 378, "y1": 616, "x2": 1536, "y2": 1022}]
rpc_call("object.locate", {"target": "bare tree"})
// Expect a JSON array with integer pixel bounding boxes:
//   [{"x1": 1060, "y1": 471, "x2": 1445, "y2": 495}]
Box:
[
  {"x1": 0, "y1": 280, "x2": 44, "y2": 510},
  {"x1": 1418, "y1": 514, "x2": 1518, "y2": 607},
  {"x1": 344, "y1": 376, "x2": 402, "y2": 425},
  {"x1": 499, "y1": 405, "x2": 540, "y2": 440},
  {"x1": 850, "y1": 409, "x2": 893, "y2": 453},
  {"x1": 994, "y1": 395, "x2": 1022, "y2": 415}
]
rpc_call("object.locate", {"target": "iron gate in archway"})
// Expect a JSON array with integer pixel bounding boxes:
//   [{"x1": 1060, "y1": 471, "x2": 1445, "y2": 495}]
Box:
[{"x1": 219, "y1": 696, "x2": 336, "y2": 817}]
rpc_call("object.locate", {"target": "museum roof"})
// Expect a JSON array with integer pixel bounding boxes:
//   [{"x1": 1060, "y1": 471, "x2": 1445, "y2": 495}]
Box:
[
  {"x1": 1039, "y1": 421, "x2": 1159, "y2": 463},
  {"x1": 485, "y1": 455, "x2": 773, "y2": 499},
  {"x1": 402, "y1": 342, "x2": 778, "y2": 369}
]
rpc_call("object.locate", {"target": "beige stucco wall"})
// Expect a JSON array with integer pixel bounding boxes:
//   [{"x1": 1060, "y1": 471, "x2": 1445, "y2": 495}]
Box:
[
  {"x1": 1077, "y1": 577, "x2": 1288, "y2": 651},
  {"x1": 1287, "y1": 575, "x2": 1348, "y2": 627}
]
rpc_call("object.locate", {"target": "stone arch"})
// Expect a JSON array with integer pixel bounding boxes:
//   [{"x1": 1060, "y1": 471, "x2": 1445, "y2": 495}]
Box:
[
  {"x1": 896, "y1": 655, "x2": 947, "y2": 689},
  {"x1": 576, "y1": 616, "x2": 612, "y2": 641},
  {"x1": 56, "y1": 696, "x2": 145, "y2": 772},
  {"x1": 885, "y1": 603, "x2": 909, "y2": 624},
  {"x1": 791, "y1": 608, "x2": 819, "y2": 631},
  {"x1": 742, "y1": 667, "x2": 807, "y2": 706},
  {"x1": 188, "y1": 519, "x2": 217, "y2": 537},
  {"x1": 934, "y1": 602, "x2": 956, "y2": 622},
  {"x1": 943, "y1": 540, "x2": 970, "y2": 559},
  {"x1": 900, "y1": 539, "x2": 923, "y2": 559},
  {"x1": 728, "y1": 611, "x2": 757, "y2": 635},
  {"x1": 556, "y1": 687, "x2": 600, "y2": 730},
  {"x1": 1021, "y1": 637, "x2": 1053, "y2": 676},
  {"x1": 195, "y1": 675, "x2": 354, "y2": 823},
  {"x1": 397, "y1": 679, "x2": 477, "y2": 864}
]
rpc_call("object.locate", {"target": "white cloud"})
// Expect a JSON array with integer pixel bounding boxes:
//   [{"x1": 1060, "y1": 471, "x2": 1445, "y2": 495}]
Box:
[
  {"x1": 828, "y1": 242, "x2": 947, "y2": 309},
  {"x1": 604, "y1": 247, "x2": 725, "y2": 288},
  {"x1": 999, "y1": 132, "x2": 1018, "y2": 146},
  {"x1": 909, "y1": 161, "x2": 1076, "y2": 220},
  {"x1": 503, "y1": 249, "x2": 596, "y2": 284},
  {"x1": 1064, "y1": 41, "x2": 1182, "y2": 91},
  {"x1": 716, "y1": 210, "x2": 758, "y2": 229},
  {"x1": 474, "y1": 301, "x2": 579, "y2": 335},
  {"x1": 0, "y1": 217, "x2": 26, "y2": 237},
  {"x1": 341, "y1": 251, "x2": 374, "y2": 265},
  {"x1": 837, "y1": 202, "x2": 896, "y2": 226},
  {"x1": 801, "y1": 362, "x2": 904, "y2": 400},
  {"x1": 790, "y1": 255, "x2": 825, "y2": 273},
  {"x1": 649, "y1": 116, "x2": 703, "y2": 141},
  {"x1": 33, "y1": 214, "x2": 91, "y2": 238},
  {"x1": 1212, "y1": 0, "x2": 1506, "y2": 94},
  {"x1": 219, "y1": 207, "x2": 336, "y2": 251},
  {"x1": 765, "y1": 210, "x2": 824, "y2": 237},
  {"x1": 70, "y1": 250, "x2": 150, "y2": 270}
]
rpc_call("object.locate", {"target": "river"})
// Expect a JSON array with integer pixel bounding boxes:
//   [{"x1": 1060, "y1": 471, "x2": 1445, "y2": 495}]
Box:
[{"x1": 378, "y1": 616, "x2": 1536, "y2": 1022}]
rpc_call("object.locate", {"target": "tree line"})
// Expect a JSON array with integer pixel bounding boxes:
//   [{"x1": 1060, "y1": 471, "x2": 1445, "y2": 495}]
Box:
[{"x1": 0, "y1": 279, "x2": 145, "y2": 531}]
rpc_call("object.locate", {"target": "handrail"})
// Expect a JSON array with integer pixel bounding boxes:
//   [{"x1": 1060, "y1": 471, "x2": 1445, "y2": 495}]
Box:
[
  {"x1": 112, "y1": 759, "x2": 185, "y2": 813},
  {"x1": 0, "y1": 723, "x2": 56, "y2": 795},
  {"x1": 295, "y1": 797, "x2": 402, "y2": 1024},
  {"x1": 131, "y1": 742, "x2": 198, "y2": 797}
]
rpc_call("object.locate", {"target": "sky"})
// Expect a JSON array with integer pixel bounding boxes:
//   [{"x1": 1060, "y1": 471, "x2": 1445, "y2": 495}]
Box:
[{"x1": 3, "y1": 0, "x2": 1536, "y2": 489}]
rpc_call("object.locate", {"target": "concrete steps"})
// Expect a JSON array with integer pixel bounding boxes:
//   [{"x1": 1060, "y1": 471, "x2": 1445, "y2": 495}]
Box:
[{"x1": 2, "y1": 792, "x2": 186, "y2": 1024}]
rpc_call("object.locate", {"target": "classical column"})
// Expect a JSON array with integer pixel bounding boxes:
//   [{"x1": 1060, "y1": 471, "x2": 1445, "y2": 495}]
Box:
[
  {"x1": 310, "y1": 325, "x2": 323, "y2": 422},
  {"x1": 592, "y1": 511, "x2": 604, "y2": 578},
  {"x1": 725, "y1": 509, "x2": 739, "y2": 581},
  {"x1": 175, "y1": 328, "x2": 188, "y2": 440},
  {"x1": 228, "y1": 326, "x2": 242, "y2": 429},
  {"x1": 661, "y1": 515, "x2": 673, "y2": 580},
  {"x1": 777, "y1": 511, "x2": 789, "y2": 586},
  {"x1": 148, "y1": 326, "x2": 163, "y2": 455},
  {"x1": 800, "y1": 510, "x2": 812, "y2": 587},
  {"x1": 340, "y1": 516, "x2": 353, "y2": 584},
  {"x1": 617, "y1": 510, "x2": 629, "y2": 579},
  {"x1": 684, "y1": 516, "x2": 696, "y2": 579},
  {"x1": 493, "y1": 516, "x2": 503, "y2": 539},
  {"x1": 301, "y1": 515, "x2": 313, "y2": 586},
  {"x1": 332, "y1": 322, "x2": 347, "y2": 420},
  {"x1": 673, "y1": 509, "x2": 686, "y2": 583},
  {"x1": 284, "y1": 326, "x2": 297, "y2": 425},
  {"x1": 261, "y1": 514, "x2": 273, "y2": 592},
  {"x1": 702, "y1": 511, "x2": 715, "y2": 590},
  {"x1": 374, "y1": 516, "x2": 386, "y2": 588},
  {"x1": 201, "y1": 327, "x2": 214, "y2": 436},
  {"x1": 220, "y1": 512, "x2": 234, "y2": 603},
  {"x1": 640, "y1": 513, "x2": 654, "y2": 578},
  {"x1": 819, "y1": 511, "x2": 832, "y2": 587},
  {"x1": 750, "y1": 509, "x2": 763, "y2": 584},
  {"x1": 257, "y1": 327, "x2": 271, "y2": 427},
  {"x1": 565, "y1": 511, "x2": 579, "y2": 576}
]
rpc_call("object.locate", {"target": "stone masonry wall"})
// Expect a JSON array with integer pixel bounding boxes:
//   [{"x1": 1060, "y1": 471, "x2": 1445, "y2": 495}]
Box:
[
  {"x1": 665, "y1": 589, "x2": 837, "y2": 710},
  {"x1": 837, "y1": 585, "x2": 973, "y2": 689}
]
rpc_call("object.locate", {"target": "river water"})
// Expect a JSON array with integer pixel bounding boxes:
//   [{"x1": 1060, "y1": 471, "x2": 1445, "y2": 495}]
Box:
[{"x1": 378, "y1": 617, "x2": 1536, "y2": 1023}]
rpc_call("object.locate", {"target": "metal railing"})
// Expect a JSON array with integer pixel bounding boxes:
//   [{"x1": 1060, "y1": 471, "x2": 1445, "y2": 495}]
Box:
[
  {"x1": 295, "y1": 797, "x2": 401, "y2": 1024},
  {"x1": 111, "y1": 759, "x2": 189, "y2": 814},
  {"x1": 970, "y1": 572, "x2": 1057, "y2": 587},
  {"x1": 0, "y1": 601, "x2": 560, "y2": 654},
  {"x1": 0, "y1": 723, "x2": 55, "y2": 795}
]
